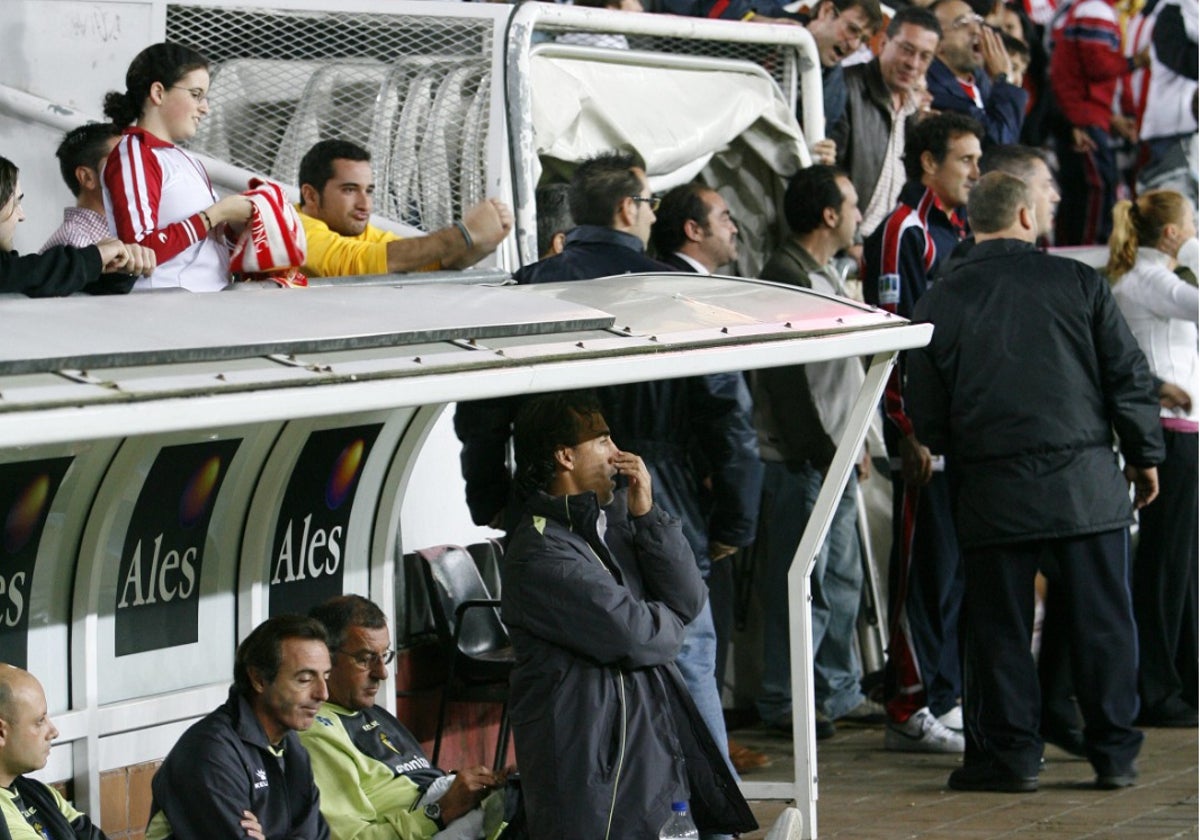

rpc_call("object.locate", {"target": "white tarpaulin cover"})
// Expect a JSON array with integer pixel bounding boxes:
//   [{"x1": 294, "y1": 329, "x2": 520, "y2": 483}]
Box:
[{"x1": 530, "y1": 49, "x2": 809, "y2": 276}]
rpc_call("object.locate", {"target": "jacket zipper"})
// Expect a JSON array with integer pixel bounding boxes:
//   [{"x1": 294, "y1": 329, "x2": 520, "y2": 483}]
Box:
[{"x1": 604, "y1": 671, "x2": 628, "y2": 840}]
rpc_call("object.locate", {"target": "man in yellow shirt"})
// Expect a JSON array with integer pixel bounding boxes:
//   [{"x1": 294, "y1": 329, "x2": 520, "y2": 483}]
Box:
[
  {"x1": 297, "y1": 139, "x2": 513, "y2": 278},
  {"x1": 302, "y1": 595, "x2": 503, "y2": 839}
]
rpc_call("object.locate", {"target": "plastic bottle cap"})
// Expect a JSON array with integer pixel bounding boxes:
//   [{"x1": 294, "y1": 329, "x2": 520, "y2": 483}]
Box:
[{"x1": 671, "y1": 802, "x2": 688, "y2": 812}]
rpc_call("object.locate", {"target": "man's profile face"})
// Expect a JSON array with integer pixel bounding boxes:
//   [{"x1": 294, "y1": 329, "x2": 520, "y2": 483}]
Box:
[
  {"x1": 565, "y1": 411, "x2": 620, "y2": 507},
  {"x1": 0, "y1": 181, "x2": 26, "y2": 252},
  {"x1": 314, "y1": 158, "x2": 376, "y2": 237},
  {"x1": 925, "y1": 131, "x2": 982, "y2": 210},
  {"x1": 629, "y1": 168, "x2": 656, "y2": 247},
  {"x1": 879, "y1": 23, "x2": 940, "y2": 94},
  {"x1": 0, "y1": 675, "x2": 57, "y2": 778},
  {"x1": 935, "y1": 0, "x2": 985, "y2": 75},
  {"x1": 253, "y1": 637, "x2": 331, "y2": 742},
  {"x1": 808, "y1": 3, "x2": 872, "y2": 67},
  {"x1": 832, "y1": 176, "x2": 862, "y2": 251},
  {"x1": 697, "y1": 190, "x2": 739, "y2": 268},
  {"x1": 328, "y1": 624, "x2": 392, "y2": 712},
  {"x1": 1026, "y1": 158, "x2": 1061, "y2": 238}
]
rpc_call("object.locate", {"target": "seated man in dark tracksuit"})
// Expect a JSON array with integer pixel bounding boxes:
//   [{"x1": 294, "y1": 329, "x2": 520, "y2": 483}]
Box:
[{"x1": 146, "y1": 616, "x2": 331, "y2": 840}]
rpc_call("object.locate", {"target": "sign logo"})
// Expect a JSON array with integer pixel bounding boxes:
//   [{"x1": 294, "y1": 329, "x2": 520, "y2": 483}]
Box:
[
  {"x1": 114, "y1": 440, "x2": 241, "y2": 656},
  {"x1": 0, "y1": 458, "x2": 73, "y2": 668},
  {"x1": 269, "y1": 425, "x2": 381, "y2": 617}
]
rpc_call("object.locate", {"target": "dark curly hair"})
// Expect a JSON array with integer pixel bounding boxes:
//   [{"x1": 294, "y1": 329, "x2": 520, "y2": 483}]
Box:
[{"x1": 513, "y1": 390, "x2": 605, "y2": 500}]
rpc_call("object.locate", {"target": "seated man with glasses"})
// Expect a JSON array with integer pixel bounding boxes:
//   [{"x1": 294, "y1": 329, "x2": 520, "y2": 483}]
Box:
[{"x1": 303, "y1": 595, "x2": 505, "y2": 840}]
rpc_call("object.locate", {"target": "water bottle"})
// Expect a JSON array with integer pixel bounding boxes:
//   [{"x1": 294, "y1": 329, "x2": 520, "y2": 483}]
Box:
[{"x1": 659, "y1": 801, "x2": 700, "y2": 839}]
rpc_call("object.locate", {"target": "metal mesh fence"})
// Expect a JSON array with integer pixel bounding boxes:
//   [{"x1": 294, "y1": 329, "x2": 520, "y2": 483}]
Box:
[{"x1": 169, "y1": 4, "x2": 495, "y2": 233}]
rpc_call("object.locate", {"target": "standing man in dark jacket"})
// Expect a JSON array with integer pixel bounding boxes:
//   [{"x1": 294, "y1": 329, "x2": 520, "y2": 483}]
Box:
[
  {"x1": 146, "y1": 616, "x2": 332, "y2": 840},
  {"x1": 908, "y1": 171, "x2": 1165, "y2": 792},
  {"x1": 926, "y1": 0, "x2": 1028, "y2": 147},
  {"x1": 0, "y1": 666, "x2": 106, "y2": 840},
  {"x1": 502, "y1": 392, "x2": 754, "y2": 840},
  {"x1": 457, "y1": 154, "x2": 763, "y2": 800}
]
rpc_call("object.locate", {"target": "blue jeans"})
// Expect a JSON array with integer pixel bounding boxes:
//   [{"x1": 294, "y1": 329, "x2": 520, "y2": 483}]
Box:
[{"x1": 757, "y1": 462, "x2": 865, "y2": 724}]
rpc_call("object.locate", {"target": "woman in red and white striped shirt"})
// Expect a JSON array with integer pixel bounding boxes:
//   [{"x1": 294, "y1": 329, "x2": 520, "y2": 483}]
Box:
[{"x1": 102, "y1": 42, "x2": 252, "y2": 292}]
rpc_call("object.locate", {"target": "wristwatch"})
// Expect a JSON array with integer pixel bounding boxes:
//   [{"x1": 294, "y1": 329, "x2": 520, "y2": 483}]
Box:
[{"x1": 423, "y1": 802, "x2": 446, "y2": 830}]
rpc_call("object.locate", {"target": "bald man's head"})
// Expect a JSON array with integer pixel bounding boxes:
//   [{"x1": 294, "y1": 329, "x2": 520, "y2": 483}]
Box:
[{"x1": 0, "y1": 666, "x2": 58, "y2": 785}]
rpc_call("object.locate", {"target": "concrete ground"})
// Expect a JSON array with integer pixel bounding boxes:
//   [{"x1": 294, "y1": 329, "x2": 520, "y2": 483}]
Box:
[{"x1": 734, "y1": 722, "x2": 1198, "y2": 839}]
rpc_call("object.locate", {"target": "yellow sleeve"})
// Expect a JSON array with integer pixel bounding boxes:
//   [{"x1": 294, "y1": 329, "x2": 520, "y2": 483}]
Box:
[
  {"x1": 299, "y1": 212, "x2": 397, "y2": 278},
  {"x1": 301, "y1": 710, "x2": 438, "y2": 840}
]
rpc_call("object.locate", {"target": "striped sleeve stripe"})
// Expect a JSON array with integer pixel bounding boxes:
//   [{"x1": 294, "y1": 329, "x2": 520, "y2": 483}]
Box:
[
  {"x1": 119, "y1": 136, "x2": 155, "y2": 240},
  {"x1": 915, "y1": 192, "x2": 937, "y2": 271},
  {"x1": 1063, "y1": 22, "x2": 1121, "y2": 48}
]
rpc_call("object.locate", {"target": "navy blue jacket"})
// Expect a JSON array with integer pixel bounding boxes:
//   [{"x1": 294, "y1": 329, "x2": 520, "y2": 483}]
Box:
[
  {"x1": 513, "y1": 225, "x2": 671, "y2": 284},
  {"x1": 863, "y1": 181, "x2": 968, "y2": 442},
  {"x1": 502, "y1": 489, "x2": 753, "y2": 839},
  {"x1": 148, "y1": 689, "x2": 330, "y2": 840},
  {"x1": 926, "y1": 59, "x2": 1028, "y2": 147}
]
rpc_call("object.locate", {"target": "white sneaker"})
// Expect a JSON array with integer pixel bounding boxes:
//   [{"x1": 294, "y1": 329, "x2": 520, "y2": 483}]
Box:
[
  {"x1": 937, "y1": 705, "x2": 963, "y2": 733},
  {"x1": 884, "y1": 707, "x2": 965, "y2": 753}
]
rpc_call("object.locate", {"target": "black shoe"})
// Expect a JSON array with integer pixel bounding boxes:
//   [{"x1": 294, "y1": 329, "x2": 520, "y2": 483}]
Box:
[
  {"x1": 1095, "y1": 771, "x2": 1137, "y2": 790},
  {"x1": 765, "y1": 713, "x2": 835, "y2": 740},
  {"x1": 1137, "y1": 699, "x2": 1198, "y2": 727},
  {"x1": 1042, "y1": 726, "x2": 1087, "y2": 758},
  {"x1": 948, "y1": 763, "x2": 1038, "y2": 793}
]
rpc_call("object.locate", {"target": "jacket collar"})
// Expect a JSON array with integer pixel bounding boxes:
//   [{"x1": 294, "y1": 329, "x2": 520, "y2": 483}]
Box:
[
  {"x1": 225, "y1": 686, "x2": 280, "y2": 751},
  {"x1": 122, "y1": 125, "x2": 177, "y2": 149},
  {"x1": 959, "y1": 237, "x2": 1037, "y2": 264},
  {"x1": 565, "y1": 224, "x2": 647, "y2": 254},
  {"x1": 863, "y1": 58, "x2": 896, "y2": 111}
]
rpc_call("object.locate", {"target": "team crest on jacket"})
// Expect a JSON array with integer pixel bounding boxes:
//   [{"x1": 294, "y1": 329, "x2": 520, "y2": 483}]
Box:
[{"x1": 878, "y1": 274, "x2": 901, "y2": 306}]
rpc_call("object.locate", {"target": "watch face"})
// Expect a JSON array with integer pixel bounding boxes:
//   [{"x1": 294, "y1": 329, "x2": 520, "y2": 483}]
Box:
[{"x1": 424, "y1": 802, "x2": 442, "y2": 820}]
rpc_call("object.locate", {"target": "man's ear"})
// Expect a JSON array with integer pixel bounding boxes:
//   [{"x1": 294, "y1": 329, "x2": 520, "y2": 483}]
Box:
[
  {"x1": 76, "y1": 165, "x2": 98, "y2": 193},
  {"x1": 1018, "y1": 204, "x2": 1035, "y2": 232},
  {"x1": 550, "y1": 231, "x2": 567, "y2": 256},
  {"x1": 683, "y1": 218, "x2": 705, "y2": 243},
  {"x1": 0, "y1": 717, "x2": 9, "y2": 747},
  {"x1": 615, "y1": 196, "x2": 636, "y2": 229},
  {"x1": 299, "y1": 183, "x2": 320, "y2": 212},
  {"x1": 921, "y1": 150, "x2": 938, "y2": 178},
  {"x1": 247, "y1": 667, "x2": 268, "y2": 696},
  {"x1": 822, "y1": 205, "x2": 840, "y2": 229},
  {"x1": 553, "y1": 445, "x2": 574, "y2": 472}
]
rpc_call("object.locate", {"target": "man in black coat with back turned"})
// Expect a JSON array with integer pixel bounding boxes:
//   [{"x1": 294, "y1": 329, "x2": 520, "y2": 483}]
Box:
[{"x1": 907, "y1": 171, "x2": 1164, "y2": 793}]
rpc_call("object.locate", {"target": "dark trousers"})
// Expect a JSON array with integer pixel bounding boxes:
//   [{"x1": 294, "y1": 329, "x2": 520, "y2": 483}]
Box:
[
  {"x1": 1055, "y1": 124, "x2": 1117, "y2": 246},
  {"x1": 1133, "y1": 430, "x2": 1199, "y2": 711},
  {"x1": 885, "y1": 470, "x2": 964, "y2": 719},
  {"x1": 962, "y1": 529, "x2": 1142, "y2": 778}
]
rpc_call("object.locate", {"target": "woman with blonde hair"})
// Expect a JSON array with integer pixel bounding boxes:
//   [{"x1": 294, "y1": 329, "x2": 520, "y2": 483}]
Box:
[
  {"x1": 1107, "y1": 189, "x2": 1198, "y2": 727},
  {"x1": 102, "y1": 42, "x2": 252, "y2": 291}
]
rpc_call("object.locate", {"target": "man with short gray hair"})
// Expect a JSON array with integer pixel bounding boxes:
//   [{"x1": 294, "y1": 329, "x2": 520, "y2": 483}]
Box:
[{"x1": 907, "y1": 170, "x2": 1164, "y2": 792}]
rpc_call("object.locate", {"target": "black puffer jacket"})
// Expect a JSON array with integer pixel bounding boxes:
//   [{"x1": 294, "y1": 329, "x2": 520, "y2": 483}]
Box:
[
  {"x1": 907, "y1": 239, "x2": 1164, "y2": 548},
  {"x1": 501, "y1": 489, "x2": 755, "y2": 840}
]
